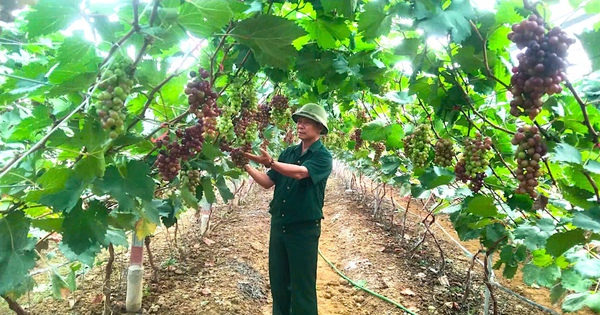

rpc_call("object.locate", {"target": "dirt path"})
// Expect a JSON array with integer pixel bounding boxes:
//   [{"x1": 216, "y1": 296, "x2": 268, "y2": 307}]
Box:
[{"x1": 6, "y1": 174, "x2": 589, "y2": 315}]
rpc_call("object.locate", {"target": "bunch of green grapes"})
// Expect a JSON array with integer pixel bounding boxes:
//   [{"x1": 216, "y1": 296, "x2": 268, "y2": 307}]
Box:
[
  {"x1": 403, "y1": 124, "x2": 433, "y2": 169},
  {"x1": 434, "y1": 138, "x2": 455, "y2": 167},
  {"x1": 462, "y1": 134, "x2": 493, "y2": 178},
  {"x1": 270, "y1": 94, "x2": 290, "y2": 129},
  {"x1": 183, "y1": 169, "x2": 201, "y2": 195},
  {"x1": 512, "y1": 125, "x2": 547, "y2": 198},
  {"x1": 95, "y1": 57, "x2": 134, "y2": 139}
]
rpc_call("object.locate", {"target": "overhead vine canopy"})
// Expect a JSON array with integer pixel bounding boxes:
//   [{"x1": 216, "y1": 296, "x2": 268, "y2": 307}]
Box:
[{"x1": 1, "y1": 0, "x2": 600, "y2": 312}]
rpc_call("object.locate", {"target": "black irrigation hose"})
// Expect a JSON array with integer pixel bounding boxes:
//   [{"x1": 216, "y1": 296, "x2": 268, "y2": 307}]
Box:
[{"x1": 318, "y1": 249, "x2": 419, "y2": 315}]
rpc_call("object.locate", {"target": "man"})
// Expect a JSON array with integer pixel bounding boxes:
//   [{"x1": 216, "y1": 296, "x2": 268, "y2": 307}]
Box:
[{"x1": 244, "y1": 103, "x2": 333, "y2": 315}]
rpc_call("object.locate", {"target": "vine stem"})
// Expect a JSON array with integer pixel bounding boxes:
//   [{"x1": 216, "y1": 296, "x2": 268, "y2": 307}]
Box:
[
  {"x1": 564, "y1": 80, "x2": 599, "y2": 145},
  {"x1": 1, "y1": 295, "x2": 28, "y2": 315},
  {"x1": 102, "y1": 244, "x2": 115, "y2": 315},
  {"x1": 468, "y1": 20, "x2": 510, "y2": 90},
  {"x1": 583, "y1": 171, "x2": 600, "y2": 202}
]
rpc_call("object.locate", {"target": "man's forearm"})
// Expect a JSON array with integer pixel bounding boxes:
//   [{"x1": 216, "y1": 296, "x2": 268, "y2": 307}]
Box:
[
  {"x1": 270, "y1": 160, "x2": 309, "y2": 180},
  {"x1": 244, "y1": 164, "x2": 274, "y2": 188}
]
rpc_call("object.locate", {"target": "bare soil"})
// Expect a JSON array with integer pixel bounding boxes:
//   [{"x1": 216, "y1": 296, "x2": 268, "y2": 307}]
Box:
[{"x1": 2, "y1": 174, "x2": 594, "y2": 315}]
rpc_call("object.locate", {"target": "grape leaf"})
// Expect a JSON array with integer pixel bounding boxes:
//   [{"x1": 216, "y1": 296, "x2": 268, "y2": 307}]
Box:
[
  {"x1": 216, "y1": 176, "x2": 234, "y2": 203},
  {"x1": 578, "y1": 29, "x2": 600, "y2": 70},
  {"x1": 322, "y1": 0, "x2": 357, "y2": 17},
  {"x1": 230, "y1": 15, "x2": 306, "y2": 69},
  {"x1": 572, "y1": 206, "x2": 600, "y2": 233},
  {"x1": 561, "y1": 269, "x2": 594, "y2": 292},
  {"x1": 514, "y1": 224, "x2": 549, "y2": 250},
  {"x1": 26, "y1": 0, "x2": 81, "y2": 38},
  {"x1": 122, "y1": 160, "x2": 155, "y2": 201},
  {"x1": 60, "y1": 200, "x2": 108, "y2": 264},
  {"x1": 584, "y1": 160, "x2": 600, "y2": 174},
  {"x1": 418, "y1": 166, "x2": 455, "y2": 190},
  {"x1": 573, "y1": 257, "x2": 600, "y2": 278},
  {"x1": 523, "y1": 263, "x2": 561, "y2": 287},
  {"x1": 465, "y1": 195, "x2": 498, "y2": 217},
  {"x1": 551, "y1": 143, "x2": 582, "y2": 164},
  {"x1": 415, "y1": 0, "x2": 476, "y2": 43},
  {"x1": 202, "y1": 176, "x2": 216, "y2": 204},
  {"x1": 357, "y1": 1, "x2": 392, "y2": 40},
  {"x1": 562, "y1": 292, "x2": 600, "y2": 313},
  {"x1": 545, "y1": 229, "x2": 586, "y2": 257},
  {"x1": 39, "y1": 177, "x2": 85, "y2": 213},
  {"x1": 0, "y1": 211, "x2": 37, "y2": 296},
  {"x1": 177, "y1": 0, "x2": 233, "y2": 38}
]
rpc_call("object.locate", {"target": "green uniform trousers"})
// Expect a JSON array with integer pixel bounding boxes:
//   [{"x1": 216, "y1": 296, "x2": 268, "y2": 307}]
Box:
[{"x1": 269, "y1": 219, "x2": 321, "y2": 315}]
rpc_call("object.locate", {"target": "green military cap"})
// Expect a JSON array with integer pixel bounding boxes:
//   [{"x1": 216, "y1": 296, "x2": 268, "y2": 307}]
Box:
[{"x1": 291, "y1": 103, "x2": 329, "y2": 135}]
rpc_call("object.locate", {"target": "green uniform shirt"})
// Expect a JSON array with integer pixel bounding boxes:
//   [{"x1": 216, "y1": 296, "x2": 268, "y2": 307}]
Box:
[{"x1": 267, "y1": 139, "x2": 332, "y2": 225}]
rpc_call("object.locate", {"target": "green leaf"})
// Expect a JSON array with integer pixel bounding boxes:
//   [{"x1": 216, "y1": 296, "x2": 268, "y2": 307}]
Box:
[
  {"x1": 559, "y1": 183, "x2": 596, "y2": 209},
  {"x1": 572, "y1": 207, "x2": 600, "y2": 233},
  {"x1": 584, "y1": 160, "x2": 600, "y2": 174},
  {"x1": 322, "y1": 0, "x2": 357, "y2": 17},
  {"x1": 57, "y1": 33, "x2": 97, "y2": 64},
  {"x1": 178, "y1": 0, "x2": 233, "y2": 38},
  {"x1": 415, "y1": 0, "x2": 476, "y2": 43},
  {"x1": 39, "y1": 177, "x2": 85, "y2": 213},
  {"x1": 562, "y1": 292, "x2": 591, "y2": 312},
  {"x1": 418, "y1": 166, "x2": 455, "y2": 190},
  {"x1": 380, "y1": 155, "x2": 400, "y2": 175},
  {"x1": 123, "y1": 160, "x2": 155, "y2": 201},
  {"x1": 545, "y1": 229, "x2": 586, "y2": 257},
  {"x1": 573, "y1": 257, "x2": 600, "y2": 278},
  {"x1": 31, "y1": 218, "x2": 63, "y2": 233},
  {"x1": 50, "y1": 270, "x2": 70, "y2": 300},
  {"x1": 514, "y1": 224, "x2": 548, "y2": 251},
  {"x1": 230, "y1": 15, "x2": 306, "y2": 69},
  {"x1": 201, "y1": 142, "x2": 224, "y2": 160},
  {"x1": 561, "y1": 269, "x2": 593, "y2": 292},
  {"x1": 215, "y1": 176, "x2": 234, "y2": 203},
  {"x1": 551, "y1": 143, "x2": 582, "y2": 164},
  {"x1": 358, "y1": 1, "x2": 392, "y2": 40},
  {"x1": 26, "y1": 0, "x2": 81, "y2": 38},
  {"x1": 93, "y1": 167, "x2": 134, "y2": 212},
  {"x1": 578, "y1": 30, "x2": 600, "y2": 70},
  {"x1": 157, "y1": 198, "x2": 178, "y2": 228},
  {"x1": 465, "y1": 195, "x2": 498, "y2": 217},
  {"x1": 8, "y1": 105, "x2": 52, "y2": 141},
  {"x1": 361, "y1": 120, "x2": 386, "y2": 141},
  {"x1": 550, "y1": 284, "x2": 566, "y2": 304},
  {"x1": 202, "y1": 177, "x2": 216, "y2": 204},
  {"x1": 0, "y1": 211, "x2": 37, "y2": 296},
  {"x1": 523, "y1": 263, "x2": 561, "y2": 287},
  {"x1": 302, "y1": 18, "x2": 350, "y2": 49},
  {"x1": 60, "y1": 200, "x2": 108, "y2": 265},
  {"x1": 180, "y1": 186, "x2": 198, "y2": 208}
]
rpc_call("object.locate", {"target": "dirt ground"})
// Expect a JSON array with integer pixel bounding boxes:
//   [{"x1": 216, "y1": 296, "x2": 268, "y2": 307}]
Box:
[{"x1": 2, "y1": 173, "x2": 594, "y2": 315}]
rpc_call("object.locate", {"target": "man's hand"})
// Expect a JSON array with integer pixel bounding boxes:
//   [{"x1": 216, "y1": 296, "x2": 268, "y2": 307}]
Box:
[{"x1": 244, "y1": 148, "x2": 272, "y2": 167}]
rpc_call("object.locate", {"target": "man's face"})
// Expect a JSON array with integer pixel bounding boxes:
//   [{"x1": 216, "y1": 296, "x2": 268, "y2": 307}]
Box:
[{"x1": 296, "y1": 117, "x2": 322, "y2": 140}]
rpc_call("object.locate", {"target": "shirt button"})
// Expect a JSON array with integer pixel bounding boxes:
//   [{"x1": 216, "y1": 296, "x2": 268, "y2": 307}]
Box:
[
  {"x1": 287, "y1": 186, "x2": 290, "y2": 190},
  {"x1": 283, "y1": 200, "x2": 286, "y2": 203},
  {"x1": 281, "y1": 214, "x2": 285, "y2": 217}
]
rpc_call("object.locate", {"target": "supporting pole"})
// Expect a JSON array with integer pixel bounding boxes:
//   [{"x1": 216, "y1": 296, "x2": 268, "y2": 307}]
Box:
[{"x1": 126, "y1": 234, "x2": 144, "y2": 312}]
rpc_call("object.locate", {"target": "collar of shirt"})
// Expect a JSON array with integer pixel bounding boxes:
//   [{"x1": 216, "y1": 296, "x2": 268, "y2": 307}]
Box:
[{"x1": 293, "y1": 139, "x2": 324, "y2": 156}]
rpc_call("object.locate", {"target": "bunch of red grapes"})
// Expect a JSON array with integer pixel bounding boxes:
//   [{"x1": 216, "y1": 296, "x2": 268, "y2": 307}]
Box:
[
  {"x1": 512, "y1": 125, "x2": 547, "y2": 199},
  {"x1": 507, "y1": 15, "x2": 576, "y2": 119}
]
